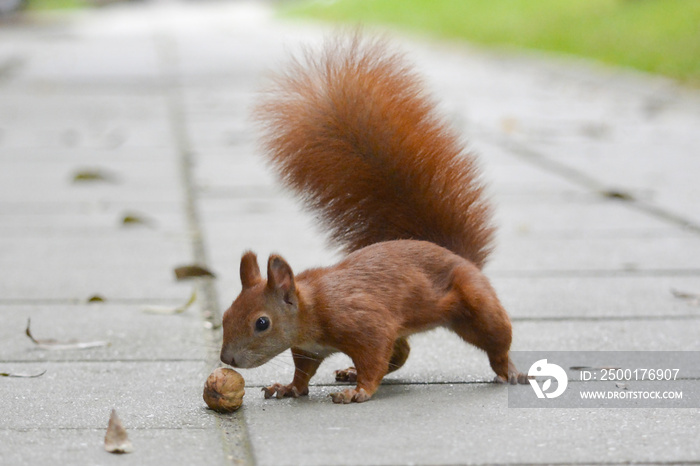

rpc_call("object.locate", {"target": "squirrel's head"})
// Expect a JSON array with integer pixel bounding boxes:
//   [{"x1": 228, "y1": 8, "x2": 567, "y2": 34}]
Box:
[{"x1": 220, "y1": 251, "x2": 300, "y2": 369}]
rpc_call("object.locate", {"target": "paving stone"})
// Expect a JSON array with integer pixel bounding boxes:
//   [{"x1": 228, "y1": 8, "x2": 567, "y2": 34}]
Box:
[
  {"x1": 0, "y1": 93, "x2": 171, "y2": 150},
  {"x1": 0, "y1": 428, "x2": 229, "y2": 466},
  {"x1": 17, "y1": 37, "x2": 160, "y2": 84},
  {"x1": 494, "y1": 275, "x2": 700, "y2": 319},
  {"x1": 489, "y1": 233, "x2": 700, "y2": 272},
  {"x1": 0, "y1": 361, "x2": 216, "y2": 430},
  {"x1": 0, "y1": 304, "x2": 208, "y2": 362},
  {"x1": 242, "y1": 383, "x2": 700, "y2": 466},
  {"x1": 0, "y1": 204, "x2": 185, "y2": 237},
  {"x1": 0, "y1": 235, "x2": 192, "y2": 300}
]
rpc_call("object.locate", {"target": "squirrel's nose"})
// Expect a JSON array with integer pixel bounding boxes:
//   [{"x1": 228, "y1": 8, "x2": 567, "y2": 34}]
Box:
[{"x1": 220, "y1": 347, "x2": 236, "y2": 367}]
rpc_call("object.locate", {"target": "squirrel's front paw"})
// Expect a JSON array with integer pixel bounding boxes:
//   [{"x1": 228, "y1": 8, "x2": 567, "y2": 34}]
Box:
[
  {"x1": 329, "y1": 388, "x2": 371, "y2": 404},
  {"x1": 262, "y1": 383, "x2": 308, "y2": 399}
]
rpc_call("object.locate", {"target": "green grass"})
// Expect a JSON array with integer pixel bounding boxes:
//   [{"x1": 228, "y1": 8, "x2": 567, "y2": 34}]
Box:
[
  {"x1": 285, "y1": 0, "x2": 700, "y2": 84},
  {"x1": 27, "y1": 0, "x2": 87, "y2": 10}
]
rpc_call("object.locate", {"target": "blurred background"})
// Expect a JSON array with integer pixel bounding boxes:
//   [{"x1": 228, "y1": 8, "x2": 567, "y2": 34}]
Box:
[{"x1": 3, "y1": 0, "x2": 699, "y2": 85}]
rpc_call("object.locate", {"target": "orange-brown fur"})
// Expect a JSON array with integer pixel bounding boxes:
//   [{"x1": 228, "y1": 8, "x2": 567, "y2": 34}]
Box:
[
  {"x1": 220, "y1": 35, "x2": 527, "y2": 404},
  {"x1": 255, "y1": 35, "x2": 493, "y2": 267}
]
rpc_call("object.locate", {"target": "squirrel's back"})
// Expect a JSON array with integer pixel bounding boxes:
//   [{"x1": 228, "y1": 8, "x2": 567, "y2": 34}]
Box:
[{"x1": 255, "y1": 35, "x2": 494, "y2": 268}]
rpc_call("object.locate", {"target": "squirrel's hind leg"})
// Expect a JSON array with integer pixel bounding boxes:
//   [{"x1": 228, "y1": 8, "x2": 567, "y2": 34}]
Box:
[
  {"x1": 334, "y1": 337, "x2": 410, "y2": 383},
  {"x1": 334, "y1": 366, "x2": 357, "y2": 383},
  {"x1": 387, "y1": 337, "x2": 411, "y2": 373},
  {"x1": 330, "y1": 336, "x2": 397, "y2": 404},
  {"x1": 448, "y1": 264, "x2": 529, "y2": 385}
]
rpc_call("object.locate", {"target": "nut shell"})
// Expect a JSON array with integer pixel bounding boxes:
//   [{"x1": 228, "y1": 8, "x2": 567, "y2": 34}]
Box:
[{"x1": 203, "y1": 368, "x2": 245, "y2": 413}]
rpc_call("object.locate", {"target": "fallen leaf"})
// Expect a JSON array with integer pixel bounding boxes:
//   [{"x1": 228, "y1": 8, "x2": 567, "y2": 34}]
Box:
[
  {"x1": 600, "y1": 189, "x2": 634, "y2": 201},
  {"x1": 616, "y1": 382, "x2": 630, "y2": 390},
  {"x1": 0, "y1": 369, "x2": 46, "y2": 378},
  {"x1": 174, "y1": 265, "x2": 215, "y2": 280},
  {"x1": 104, "y1": 409, "x2": 133, "y2": 454},
  {"x1": 671, "y1": 288, "x2": 700, "y2": 306},
  {"x1": 143, "y1": 289, "x2": 197, "y2": 315},
  {"x1": 121, "y1": 213, "x2": 154, "y2": 228},
  {"x1": 87, "y1": 295, "x2": 105, "y2": 303},
  {"x1": 71, "y1": 169, "x2": 118, "y2": 183},
  {"x1": 570, "y1": 365, "x2": 620, "y2": 371},
  {"x1": 25, "y1": 318, "x2": 110, "y2": 350},
  {"x1": 570, "y1": 366, "x2": 593, "y2": 371}
]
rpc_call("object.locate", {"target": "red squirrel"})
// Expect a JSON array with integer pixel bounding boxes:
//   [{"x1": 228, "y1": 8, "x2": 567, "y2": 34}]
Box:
[{"x1": 220, "y1": 35, "x2": 529, "y2": 404}]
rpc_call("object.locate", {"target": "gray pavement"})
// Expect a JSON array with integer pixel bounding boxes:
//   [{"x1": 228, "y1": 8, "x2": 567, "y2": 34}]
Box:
[{"x1": 1, "y1": 1, "x2": 699, "y2": 465}]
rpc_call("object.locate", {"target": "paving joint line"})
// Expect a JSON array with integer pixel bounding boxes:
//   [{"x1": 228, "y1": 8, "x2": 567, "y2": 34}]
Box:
[
  {"x1": 244, "y1": 376, "x2": 700, "y2": 390},
  {"x1": 154, "y1": 33, "x2": 255, "y2": 466}
]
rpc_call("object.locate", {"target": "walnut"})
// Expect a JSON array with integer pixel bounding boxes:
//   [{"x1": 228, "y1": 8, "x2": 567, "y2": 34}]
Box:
[{"x1": 203, "y1": 368, "x2": 245, "y2": 413}]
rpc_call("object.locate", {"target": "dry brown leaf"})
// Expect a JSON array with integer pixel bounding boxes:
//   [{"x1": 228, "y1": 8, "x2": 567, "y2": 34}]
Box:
[
  {"x1": 72, "y1": 169, "x2": 118, "y2": 183},
  {"x1": 570, "y1": 366, "x2": 592, "y2": 371},
  {"x1": 104, "y1": 409, "x2": 133, "y2": 454},
  {"x1": 0, "y1": 369, "x2": 46, "y2": 378},
  {"x1": 143, "y1": 289, "x2": 197, "y2": 315},
  {"x1": 25, "y1": 318, "x2": 110, "y2": 350},
  {"x1": 600, "y1": 189, "x2": 634, "y2": 201},
  {"x1": 671, "y1": 288, "x2": 700, "y2": 306},
  {"x1": 121, "y1": 213, "x2": 154, "y2": 228},
  {"x1": 87, "y1": 295, "x2": 105, "y2": 303},
  {"x1": 570, "y1": 365, "x2": 620, "y2": 371},
  {"x1": 174, "y1": 265, "x2": 215, "y2": 280}
]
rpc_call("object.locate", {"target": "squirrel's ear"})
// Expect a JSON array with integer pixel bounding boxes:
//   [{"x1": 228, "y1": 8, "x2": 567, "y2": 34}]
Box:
[
  {"x1": 240, "y1": 251, "x2": 262, "y2": 289},
  {"x1": 266, "y1": 254, "x2": 296, "y2": 304}
]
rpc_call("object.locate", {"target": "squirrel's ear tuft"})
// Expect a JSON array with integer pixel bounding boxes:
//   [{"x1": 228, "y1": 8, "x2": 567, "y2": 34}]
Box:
[
  {"x1": 266, "y1": 254, "x2": 296, "y2": 304},
  {"x1": 240, "y1": 251, "x2": 262, "y2": 289}
]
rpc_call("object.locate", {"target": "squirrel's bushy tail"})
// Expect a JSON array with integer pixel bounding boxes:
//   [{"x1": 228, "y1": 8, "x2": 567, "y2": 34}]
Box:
[{"x1": 254, "y1": 35, "x2": 494, "y2": 268}]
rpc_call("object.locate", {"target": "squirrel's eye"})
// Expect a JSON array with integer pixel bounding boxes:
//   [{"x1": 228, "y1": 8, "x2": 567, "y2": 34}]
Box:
[{"x1": 255, "y1": 316, "x2": 270, "y2": 332}]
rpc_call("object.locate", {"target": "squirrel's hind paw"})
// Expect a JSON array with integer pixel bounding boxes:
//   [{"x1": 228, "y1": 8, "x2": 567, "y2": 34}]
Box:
[
  {"x1": 493, "y1": 371, "x2": 531, "y2": 385},
  {"x1": 494, "y1": 359, "x2": 532, "y2": 385},
  {"x1": 493, "y1": 372, "x2": 530, "y2": 385},
  {"x1": 334, "y1": 366, "x2": 357, "y2": 383}
]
